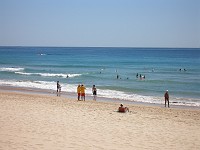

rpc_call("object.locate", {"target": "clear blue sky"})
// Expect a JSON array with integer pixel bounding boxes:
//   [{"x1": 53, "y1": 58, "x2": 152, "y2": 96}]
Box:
[{"x1": 0, "y1": 0, "x2": 199, "y2": 48}]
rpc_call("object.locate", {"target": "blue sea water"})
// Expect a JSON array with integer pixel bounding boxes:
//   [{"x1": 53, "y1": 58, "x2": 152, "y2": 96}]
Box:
[{"x1": 0, "y1": 46, "x2": 200, "y2": 106}]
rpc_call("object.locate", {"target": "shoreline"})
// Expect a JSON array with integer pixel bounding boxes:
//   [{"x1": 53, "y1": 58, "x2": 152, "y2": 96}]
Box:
[{"x1": 0, "y1": 85, "x2": 199, "y2": 110}]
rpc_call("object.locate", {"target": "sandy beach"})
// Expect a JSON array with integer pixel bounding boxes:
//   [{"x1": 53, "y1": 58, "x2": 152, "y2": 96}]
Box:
[{"x1": 0, "y1": 91, "x2": 200, "y2": 150}]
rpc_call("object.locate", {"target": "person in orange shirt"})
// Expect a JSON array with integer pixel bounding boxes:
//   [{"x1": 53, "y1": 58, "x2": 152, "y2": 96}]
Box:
[
  {"x1": 77, "y1": 84, "x2": 81, "y2": 101},
  {"x1": 80, "y1": 84, "x2": 86, "y2": 101}
]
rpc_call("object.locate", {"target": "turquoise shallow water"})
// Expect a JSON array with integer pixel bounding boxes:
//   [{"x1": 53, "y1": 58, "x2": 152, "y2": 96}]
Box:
[{"x1": 0, "y1": 47, "x2": 200, "y2": 106}]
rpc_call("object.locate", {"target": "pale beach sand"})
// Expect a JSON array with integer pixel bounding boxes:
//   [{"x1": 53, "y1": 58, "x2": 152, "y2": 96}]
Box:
[{"x1": 0, "y1": 91, "x2": 200, "y2": 150}]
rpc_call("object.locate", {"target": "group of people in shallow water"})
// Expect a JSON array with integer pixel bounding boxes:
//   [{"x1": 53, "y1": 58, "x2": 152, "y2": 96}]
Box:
[
  {"x1": 136, "y1": 73, "x2": 145, "y2": 79},
  {"x1": 116, "y1": 73, "x2": 146, "y2": 80},
  {"x1": 179, "y1": 68, "x2": 187, "y2": 72}
]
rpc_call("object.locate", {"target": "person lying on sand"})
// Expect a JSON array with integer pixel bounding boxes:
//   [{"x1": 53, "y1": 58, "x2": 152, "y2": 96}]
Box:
[{"x1": 118, "y1": 103, "x2": 129, "y2": 113}]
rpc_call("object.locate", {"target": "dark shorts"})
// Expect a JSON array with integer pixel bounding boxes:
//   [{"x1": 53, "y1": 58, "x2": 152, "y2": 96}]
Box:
[{"x1": 93, "y1": 91, "x2": 97, "y2": 95}]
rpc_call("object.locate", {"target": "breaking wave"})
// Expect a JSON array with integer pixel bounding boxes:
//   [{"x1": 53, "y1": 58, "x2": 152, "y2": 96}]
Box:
[
  {"x1": 15, "y1": 72, "x2": 81, "y2": 78},
  {"x1": 0, "y1": 67, "x2": 24, "y2": 72}
]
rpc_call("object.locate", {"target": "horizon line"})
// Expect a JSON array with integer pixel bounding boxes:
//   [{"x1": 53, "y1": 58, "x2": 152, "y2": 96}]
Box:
[{"x1": 0, "y1": 45, "x2": 199, "y2": 49}]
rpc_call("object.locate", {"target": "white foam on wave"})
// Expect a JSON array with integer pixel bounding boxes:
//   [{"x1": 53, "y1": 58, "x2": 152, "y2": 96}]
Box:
[
  {"x1": 38, "y1": 53, "x2": 46, "y2": 56},
  {"x1": 0, "y1": 80, "x2": 56, "y2": 90},
  {"x1": 15, "y1": 72, "x2": 81, "y2": 78},
  {"x1": 15, "y1": 72, "x2": 32, "y2": 75},
  {"x1": 0, "y1": 79, "x2": 77, "y2": 92},
  {"x1": 0, "y1": 67, "x2": 24, "y2": 72},
  {"x1": 39, "y1": 73, "x2": 81, "y2": 78},
  {"x1": 97, "y1": 89, "x2": 161, "y2": 104}
]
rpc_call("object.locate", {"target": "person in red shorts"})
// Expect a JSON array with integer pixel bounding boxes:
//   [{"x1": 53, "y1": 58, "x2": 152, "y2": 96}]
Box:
[{"x1": 80, "y1": 84, "x2": 86, "y2": 101}]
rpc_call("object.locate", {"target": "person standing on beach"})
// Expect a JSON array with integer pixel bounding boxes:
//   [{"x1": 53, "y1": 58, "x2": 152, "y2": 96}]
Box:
[
  {"x1": 77, "y1": 84, "x2": 81, "y2": 101},
  {"x1": 164, "y1": 90, "x2": 169, "y2": 107},
  {"x1": 57, "y1": 81, "x2": 61, "y2": 93},
  {"x1": 92, "y1": 85, "x2": 97, "y2": 101},
  {"x1": 80, "y1": 84, "x2": 86, "y2": 101}
]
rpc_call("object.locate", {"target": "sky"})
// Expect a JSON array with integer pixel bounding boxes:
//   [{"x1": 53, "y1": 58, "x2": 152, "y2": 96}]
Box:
[{"x1": 0, "y1": 0, "x2": 199, "y2": 48}]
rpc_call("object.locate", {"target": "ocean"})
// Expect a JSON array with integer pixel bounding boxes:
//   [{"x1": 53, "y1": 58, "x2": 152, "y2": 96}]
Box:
[{"x1": 0, "y1": 46, "x2": 200, "y2": 106}]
